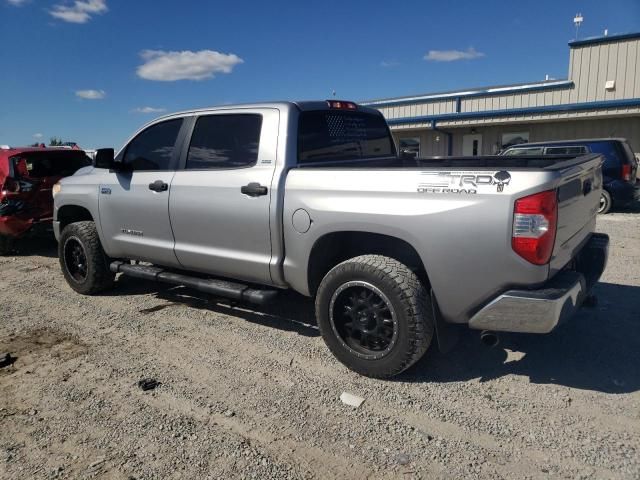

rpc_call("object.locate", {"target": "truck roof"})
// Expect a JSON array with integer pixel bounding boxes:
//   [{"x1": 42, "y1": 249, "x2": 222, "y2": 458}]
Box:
[
  {"x1": 148, "y1": 100, "x2": 382, "y2": 123},
  {"x1": 0, "y1": 147, "x2": 86, "y2": 157}
]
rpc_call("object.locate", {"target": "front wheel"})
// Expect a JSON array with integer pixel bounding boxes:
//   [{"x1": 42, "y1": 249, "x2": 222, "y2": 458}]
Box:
[
  {"x1": 315, "y1": 255, "x2": 434, "y2": 378},
  {"x1": 59, "y1": 221, "x2": 114, "y2": 294},
  {"x1": 598, "y1": 190, "x2": 612, "y2": 214}
]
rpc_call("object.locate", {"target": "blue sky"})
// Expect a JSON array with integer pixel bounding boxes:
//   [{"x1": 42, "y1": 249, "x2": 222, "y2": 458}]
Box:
[{"x1": 1, "y1": 0, "x2": 639, "y2": 149}]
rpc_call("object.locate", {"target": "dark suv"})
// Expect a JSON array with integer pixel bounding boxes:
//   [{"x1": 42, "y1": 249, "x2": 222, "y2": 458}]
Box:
[
  {"x1": 0, "y1": 147, "x2": 91, "y2": 254},
  {"x1": 502, "y1": 138, "x2": 639, "y2": 214}
]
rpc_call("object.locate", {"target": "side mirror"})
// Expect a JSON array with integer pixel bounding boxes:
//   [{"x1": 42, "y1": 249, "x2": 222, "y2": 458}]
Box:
[{"x1": 94, "y1": 148, "x2": 115, "y2": 169}]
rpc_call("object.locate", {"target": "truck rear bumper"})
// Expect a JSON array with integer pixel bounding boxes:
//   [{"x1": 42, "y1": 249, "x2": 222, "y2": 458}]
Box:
[{"x1": 468, "y1": 233, "x2": 609, "y2": 334}]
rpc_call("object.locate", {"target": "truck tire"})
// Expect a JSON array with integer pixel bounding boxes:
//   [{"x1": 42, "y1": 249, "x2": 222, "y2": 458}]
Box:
[
  {"x1": 315, "y1": 255, "x2": 434, "y2": 378},
  {"x1": 0, "y1": 235, "x2": 14, "y2": 256},
  {"x1": 59, "y1": 221, "x2": 114, "y2": 294},
  {"x1": 598, "y1": 190, "x2": 612, "y2": 214}
]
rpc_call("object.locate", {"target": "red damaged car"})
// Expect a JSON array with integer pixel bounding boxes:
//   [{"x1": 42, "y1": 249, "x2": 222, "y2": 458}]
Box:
[{"x1": 0, "y1": 147, "x2": 91, "y2": 255}]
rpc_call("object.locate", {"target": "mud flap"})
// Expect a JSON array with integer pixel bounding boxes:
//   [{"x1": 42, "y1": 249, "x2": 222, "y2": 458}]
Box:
[{"x1": 431, "y1": 290, "x2": 459, "y2": 353}]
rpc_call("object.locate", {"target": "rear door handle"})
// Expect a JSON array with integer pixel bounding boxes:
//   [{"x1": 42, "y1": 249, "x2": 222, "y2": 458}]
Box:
[
  {"x1": 241, "y1": 182, "x2": 268, "y2": 197},
  {"x1": 148, "y1": 180, "x2": 168, "y2": 192}
]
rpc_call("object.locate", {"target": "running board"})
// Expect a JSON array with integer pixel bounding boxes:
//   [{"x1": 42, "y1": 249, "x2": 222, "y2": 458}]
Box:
[{"x1": 110, "y1": 261, "x2": 278, "y2": 305}]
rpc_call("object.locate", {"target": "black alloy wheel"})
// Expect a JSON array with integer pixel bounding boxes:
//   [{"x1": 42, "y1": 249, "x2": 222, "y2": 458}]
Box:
[
  {"x1": 329, "y1": 281, "x2": 398, "y2": 360},
  {"x1": 63, "y1": 237, "x2": 88, "y2": 282}
]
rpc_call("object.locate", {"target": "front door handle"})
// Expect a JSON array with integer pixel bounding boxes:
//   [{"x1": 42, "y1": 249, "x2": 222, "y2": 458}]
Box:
[
  {"x1": 241, "y1": 182, "x2": 268, "y2": 197},
  {"x1": 148, "y1": 180, "x2": 168, "y2": 192}
]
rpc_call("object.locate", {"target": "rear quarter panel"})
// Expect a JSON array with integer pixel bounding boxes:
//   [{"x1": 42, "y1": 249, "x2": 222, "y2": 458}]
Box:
[{"x1": 283, "y1": 168, "x2": 565, "y2": 324}]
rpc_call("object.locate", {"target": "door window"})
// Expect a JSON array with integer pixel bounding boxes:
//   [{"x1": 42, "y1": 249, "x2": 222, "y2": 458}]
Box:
[
  {"x1": 186, "y1": 114, "x2": 262, "y2": 169},
  {"x1": 503, "y1": 147, "x2": 544, "y2": 156},
  {"x1": 589, "y1": 142, "x2": 622, "y2": 169},
  {"x1": 544, "y1": 146, "x2": 588, "y2": 155},
  {"x1": 123, "y1": 119, "x2": 183, "y2": 171}
]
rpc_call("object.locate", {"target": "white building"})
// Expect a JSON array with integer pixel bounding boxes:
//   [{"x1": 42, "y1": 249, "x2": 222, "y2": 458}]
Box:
[{"x1": 362, "y1": 32, "x2": 640, "y2": 157}]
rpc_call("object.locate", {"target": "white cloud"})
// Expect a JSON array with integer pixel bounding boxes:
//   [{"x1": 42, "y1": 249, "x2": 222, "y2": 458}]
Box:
[
  {"x1": 136, "y1": 49, "x2": 244, "y2": 81},
  {"x1": 49, "y1": 0, "x2": 107, "y2": 24},
  {"x1": 424, "y1": 47, "x2": 485, "y2": 62},
  {"x1": 380, "y1": 60, "x2": 399, "y2": 68},
  {"x1": 132, "y1": 106, "x2": 166, "y2": 114},
  {"x1": 75, "y1": 89, "x2": 106, "y2": 99},
  {"x1": 7, "y1": 0, "x2": 29, "y2": 6},
  {"x1": 33, "y1": 133, "x2": 43, "y2": 139}
]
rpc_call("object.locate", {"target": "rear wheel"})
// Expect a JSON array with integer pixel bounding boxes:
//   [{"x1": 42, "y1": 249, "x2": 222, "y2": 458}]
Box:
[
  {"x1": 598, "y1": 190, "x2": 612, "y2": 214},
  {"x1": 59, "y1": 221, "x2": 114, "y2": 294},
  {"x1": 315, "y1": 255, "x2": 434, "y2": 378},
  {"x1": 0, "y1": 235, "x2": 14, "y2": 256}
]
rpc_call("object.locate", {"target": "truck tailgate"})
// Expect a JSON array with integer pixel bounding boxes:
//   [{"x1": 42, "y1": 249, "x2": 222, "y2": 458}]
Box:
[{"x1": 550, "y1": 154, "x2": 603, "y2": 274}]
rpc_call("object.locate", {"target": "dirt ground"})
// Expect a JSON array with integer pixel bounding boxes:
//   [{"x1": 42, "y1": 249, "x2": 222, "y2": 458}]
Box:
[{"x1": 1, "y1": 208, "x2": 639, "y2": 479}]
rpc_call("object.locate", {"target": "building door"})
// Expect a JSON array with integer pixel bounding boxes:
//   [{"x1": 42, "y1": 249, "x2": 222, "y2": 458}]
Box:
[{"x1": 463, "y1": 134, "x2": 483, "y2": 156}]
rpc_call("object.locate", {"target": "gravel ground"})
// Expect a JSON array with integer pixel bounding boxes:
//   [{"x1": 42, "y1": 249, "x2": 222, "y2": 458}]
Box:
[{"x1": 1, "y1": 207, "x2": 639, "y2": 479}]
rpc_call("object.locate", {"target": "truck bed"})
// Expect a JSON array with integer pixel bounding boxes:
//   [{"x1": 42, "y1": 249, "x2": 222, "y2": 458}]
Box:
[
  {"x1": 293, "y1": 153, "x2": 600, "y2": 171},
  {"x1": 284, "y1": 152, "x2": 603, "y2": 324}
]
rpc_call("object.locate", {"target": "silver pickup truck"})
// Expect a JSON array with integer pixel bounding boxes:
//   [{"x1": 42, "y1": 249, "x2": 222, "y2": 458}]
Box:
[{"x1": 52, "y1": 100, "x2": 609, "y2": 378}]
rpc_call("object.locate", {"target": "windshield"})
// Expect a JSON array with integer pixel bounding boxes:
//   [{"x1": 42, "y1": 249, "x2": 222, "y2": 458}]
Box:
[{"x1": 298, "y1": 110, "x2": 395, "y2": 163}]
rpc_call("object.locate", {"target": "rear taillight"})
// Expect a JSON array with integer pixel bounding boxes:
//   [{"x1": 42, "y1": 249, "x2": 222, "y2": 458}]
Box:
[
  {"x1": 512, "y1": 190, "x2": 558, "y2": 265},
  {"x1": 621, "y1": 164, "x2": 632, "y2": 182}
]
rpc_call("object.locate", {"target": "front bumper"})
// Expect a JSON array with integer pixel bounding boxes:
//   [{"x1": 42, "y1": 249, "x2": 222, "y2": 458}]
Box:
[
  {"x1": 53, "y1": 220, "x2": 61, "y2": 241},
  {"x1": 468, "y1": 233, "x2": 609, "y2": 334}
]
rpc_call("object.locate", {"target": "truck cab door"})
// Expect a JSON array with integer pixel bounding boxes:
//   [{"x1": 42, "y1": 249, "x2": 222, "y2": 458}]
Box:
[
  {"x1": 98, "y1": 118, "x2": 186, "y2": 266},
  {"x1": 169, "y1": 109, "x2": 279, "y2": 284}
]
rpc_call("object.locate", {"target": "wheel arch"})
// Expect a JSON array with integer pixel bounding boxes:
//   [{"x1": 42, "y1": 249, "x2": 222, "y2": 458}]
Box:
[
  {"x1": 57, "y1": 204, "x2": 94, "y2": 231},
  {"x1": 306, "y1": 231, "x2": 430, "y2": 297}
]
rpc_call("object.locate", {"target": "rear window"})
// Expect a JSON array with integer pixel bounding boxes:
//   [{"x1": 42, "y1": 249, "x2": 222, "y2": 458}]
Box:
[
  {"x1": 298, "y1": 111, "x2": 394, "y2": 163},
  {"x1": 589, "y1": 142, "x2": 622, "y2": 169},
  {"x1": 11, "y1": 150, "x2": 91, "y2": 178}
]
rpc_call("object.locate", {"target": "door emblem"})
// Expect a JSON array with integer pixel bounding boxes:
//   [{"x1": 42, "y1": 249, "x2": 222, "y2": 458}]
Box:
[
  {"x1": 121, "y1": 228, "x2": 143, "y2": 237},
  {"x1": 100, "y1": 187, "x2": 112, "y2": 195}
]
